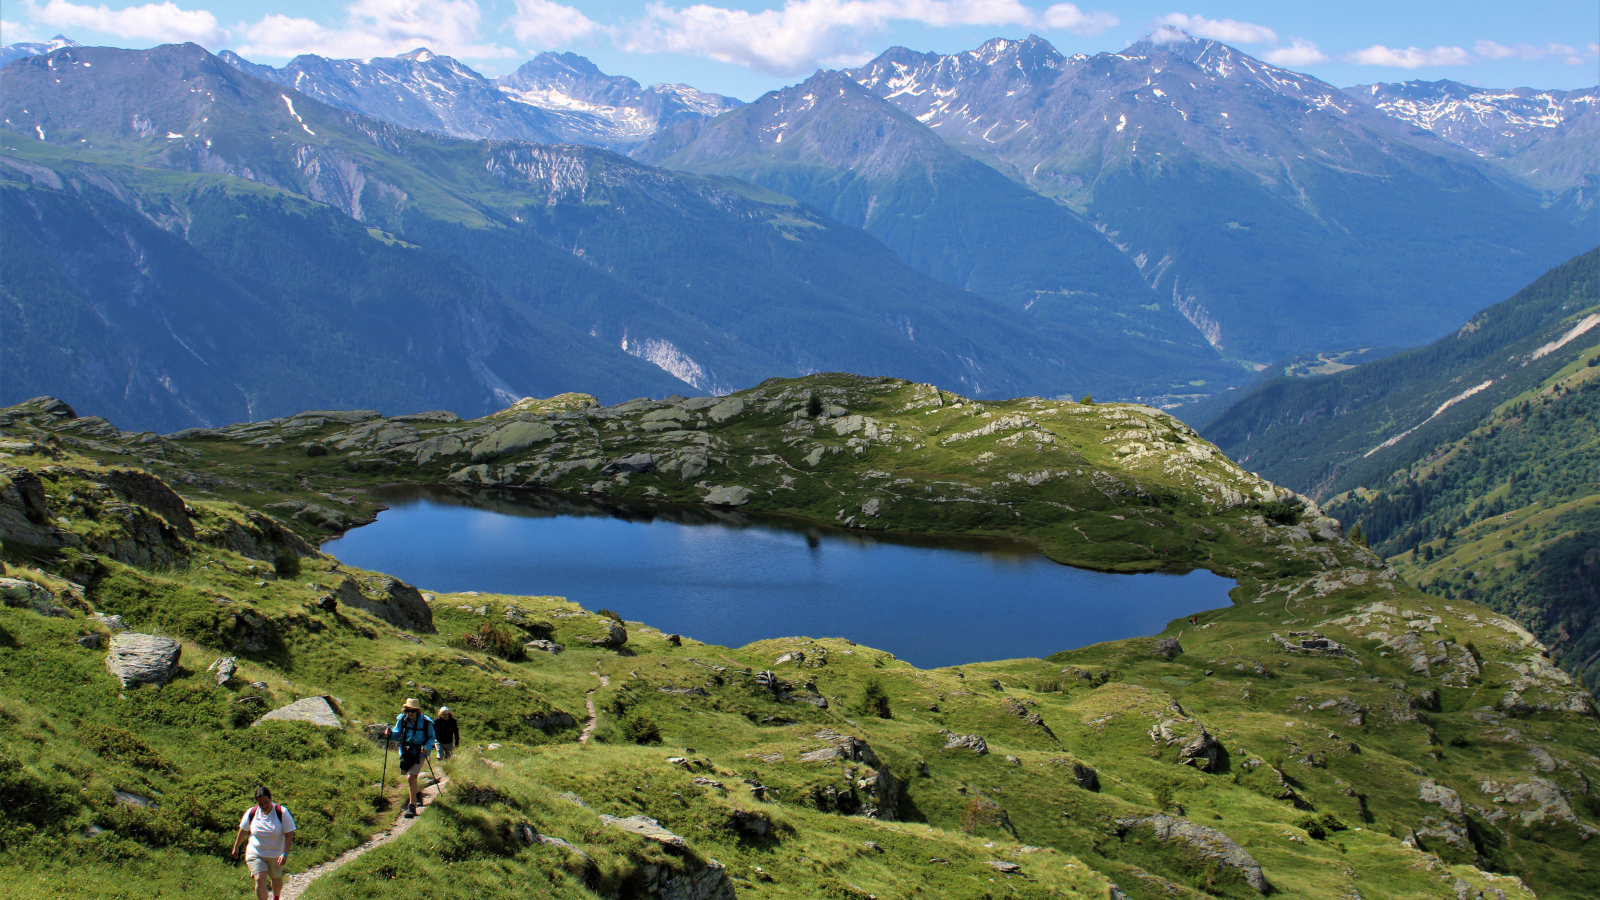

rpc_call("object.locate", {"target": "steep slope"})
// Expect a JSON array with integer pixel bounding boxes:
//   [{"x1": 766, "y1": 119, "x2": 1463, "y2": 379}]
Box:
[
  {"x1": 496, "y1": 51, "x2": 741, "y2": 145},
  {"x1": 1201, "y1": 250, "x2": 1599, "y2": 496},
  {"x1": 0, "y1": 150, "x2": 692, "y2": 431},
  {"x1": 0, "y1": 33, "x2": 78, "y2": 67},
  {"x1": 634, "y1": 69, "x2": 1232, "y2": 400},
  {"x1": 1, "y1": 380, "x2": 1597, "y2": 899},
  {"x1": 1343, "y1": 79, "x2": 1598, "y2": 159},
  {"x1": 1345, "y1": 79, "x2": 1600, "y2": 230},
  {"x1": 2, "y1": 42, "x2": 1117, "y2": 413},
  {"x1": 1196, "y1": 252, "x2": 1600, "y2": 689},
  {"x1": 216, "y1": 47, "x2": 582, "y2": 144},
  {"x1": 848, "y1": 34, "x2": 1592, "y2": 364}
]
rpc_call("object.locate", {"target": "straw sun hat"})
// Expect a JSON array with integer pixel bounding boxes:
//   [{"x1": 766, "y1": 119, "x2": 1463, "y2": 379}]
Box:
[{"x1": 402, "y1": 698, "x2": 422, "y2": 711}]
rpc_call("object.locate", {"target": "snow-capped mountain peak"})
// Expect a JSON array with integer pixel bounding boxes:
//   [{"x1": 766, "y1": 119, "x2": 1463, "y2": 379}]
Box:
[
  {"x1": 0, "y1": 34, "x2": 80, "y2": 67},
  {"x1": 1343, "y1": 79, "x2": 1598, "y2": 158}
]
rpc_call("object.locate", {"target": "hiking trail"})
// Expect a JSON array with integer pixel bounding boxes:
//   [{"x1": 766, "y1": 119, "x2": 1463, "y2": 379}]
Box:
[
  {"x1": 277, "y1": 768, "x2": 450, "y2": 900},
  {"x1": 579, "y1": 672, "x2": 610, "y2": 744}
]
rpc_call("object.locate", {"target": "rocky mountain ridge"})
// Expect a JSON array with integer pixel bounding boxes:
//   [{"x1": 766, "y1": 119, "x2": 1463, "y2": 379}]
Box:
[
  {"x1": 842, "y1": 32, "x2": 1592, "y2": 365},
  {"x1": 1344, "y1": 79, "x2": 1598, "y2": 158},
  {"x1": 3, "y1": 42, "x2": 1143, "y2": 429},
  {"x1": 215, "y1": 46, "x2": 741, "y2": 148}
]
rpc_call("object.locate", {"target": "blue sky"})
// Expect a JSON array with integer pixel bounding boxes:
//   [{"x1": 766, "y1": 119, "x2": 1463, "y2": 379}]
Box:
[{"x1": 3, "y1": 0, "x2": 1596, "y2": 98}]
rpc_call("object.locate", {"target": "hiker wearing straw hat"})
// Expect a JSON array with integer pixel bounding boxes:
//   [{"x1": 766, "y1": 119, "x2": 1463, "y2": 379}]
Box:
[{"x1": 388, "y1": 698, "x2": 436, "y2": 818}]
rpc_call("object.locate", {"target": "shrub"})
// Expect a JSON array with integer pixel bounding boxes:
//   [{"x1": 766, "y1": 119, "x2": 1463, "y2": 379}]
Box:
[
  {"x1": 452, "y1": 623, "x2": 526, "y2": 661},
  {"x1": 619, "y1": 713, "x2": 661, "y2": 745},
  {"x1": 1259, "y1": 500, "x2": 1304, "y2": 526},
  {"x1": 857, "y1": 677, "x2": 891, "y2": 719},
  {"x1": 596, "y1": 609, "x2": 625, "y2": 624},
  {"x1": 806, "y1": 394, "x2": 824, "y2": 417},
  {"x1": 80, "y1": 725, "x2": 169, "y2": 770}
]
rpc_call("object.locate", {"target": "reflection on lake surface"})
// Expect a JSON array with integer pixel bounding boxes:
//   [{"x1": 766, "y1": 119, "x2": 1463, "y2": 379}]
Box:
[{"x1": 323, "y1": 486, "x2": 1237, "y2": 668}]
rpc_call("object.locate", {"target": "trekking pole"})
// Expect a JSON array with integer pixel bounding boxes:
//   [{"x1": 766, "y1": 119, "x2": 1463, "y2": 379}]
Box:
[
  {"x1": 425, "y1": 753, "x2": 444, "y2": 795},
  {"x1": 378, "y1": 727, "x2": 390, "y2": 801}
]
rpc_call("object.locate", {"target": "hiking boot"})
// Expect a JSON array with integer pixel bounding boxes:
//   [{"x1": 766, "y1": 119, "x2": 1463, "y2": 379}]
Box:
[{"x1": 404, "y1": 803, "x2": 416, "y2": 818}]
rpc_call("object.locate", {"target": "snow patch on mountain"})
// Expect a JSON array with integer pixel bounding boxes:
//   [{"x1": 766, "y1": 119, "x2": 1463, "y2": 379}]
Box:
[
  {"x1": 1365, "y1": 380, "x2": 1495, "y2": 458},
  {"x1": 622, "y1": 334, "x2": 709, "y2": 389}
]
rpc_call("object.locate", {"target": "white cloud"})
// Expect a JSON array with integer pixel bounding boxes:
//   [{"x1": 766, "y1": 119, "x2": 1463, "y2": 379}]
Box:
[
  {"x1": 237, "y1": 0, "x2": 514, "y2": 60},
  {"x1": 507, "y1": 0, "x2": 605, "y2": 47},
  {"x1": 26, "y1": 0, "x2": 228, "y2": 46},
  {"x1": 1343, "y1": 43, "x2": 1471, "y2": 68},
  {"x1": 623, "y1": 0, "x2": 1112, "y2": 75},
  {"x1": 2, "y1": 18, "x2": 44, "y2": 43},
  {"x1": 1261, "y1": 36, "x2": 1326, "y2": 66},
  {"x1": 1039, "y1": 3, "x2": 1116, "y2": 37},
  {"x1": 1474, "y1": 40, "x2": 1587, "y2": 66},
  {"x1": 1155, "y1": 13, "x2": 1276, "y2": 45}
]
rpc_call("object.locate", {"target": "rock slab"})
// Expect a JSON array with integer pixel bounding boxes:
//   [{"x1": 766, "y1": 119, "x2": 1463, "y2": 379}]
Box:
[
  {"x1": 257, "y1": 696, "x2": 342, "y2": 728},
  {"x1": 1116, "y1": 814, "x2": 1268, "y2": 893},
  {"x1": 105, "y1": 633, "x2": 181, "y2": 687}
]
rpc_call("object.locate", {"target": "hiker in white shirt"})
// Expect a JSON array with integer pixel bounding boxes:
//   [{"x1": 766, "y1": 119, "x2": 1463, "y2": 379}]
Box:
[{"x1": 230, "y1": 785, "x2": 297, "y2": 900}]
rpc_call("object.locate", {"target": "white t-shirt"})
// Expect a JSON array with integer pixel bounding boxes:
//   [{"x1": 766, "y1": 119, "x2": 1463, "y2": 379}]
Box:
[{"x1": 239, "y1": 803, "x2": 297, "y2": 857}]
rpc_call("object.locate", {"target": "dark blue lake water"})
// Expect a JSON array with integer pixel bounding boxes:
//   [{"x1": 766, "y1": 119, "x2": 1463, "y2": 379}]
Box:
[{"x1": 323, "y1": 487, "x2": 1236, "y2": 668}]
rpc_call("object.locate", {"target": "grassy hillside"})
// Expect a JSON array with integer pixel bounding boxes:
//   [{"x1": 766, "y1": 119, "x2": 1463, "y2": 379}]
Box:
[{"x1": 2, "y1": 376, "x2": 1597, "y2": 900}]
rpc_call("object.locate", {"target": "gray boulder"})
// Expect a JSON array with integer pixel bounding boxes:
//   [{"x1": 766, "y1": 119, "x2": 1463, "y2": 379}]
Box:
[
  {"x1": 209, "y1": 656, "x2": 238, "y2": 685},
  {"x1": 0, "y1": 577, "x2": 57, "y2": 614},
  {"x1": 708, "y1": 397, "x2": 745, "y2": 423},
  {"x1": 603, "y1": 453, "x2": 656, "y2": 475},
  {"x1": 600, "y1": 814, "x2": 687, "y2": 849},
  {"x1": 256, "y1": 696, "x2": 342, "y2": 728},
  {"x1": 703, "y1": 485, "x2": 750, "y2": 507},
  {"x1": 91, "y1": 614, "x2": 128, "y2": 633},
  {"x1": 1115, "y1": 814, "x2": 1268, "y2": 893},
  {"x1": 334, "y1": 576, "x2": 435, "y2": 633},
  {"x1": 525, "y1": 639, "x2": 565, "y2": 654},
  {"x1": 471, "y1": 421, "x2": 556, "y2": 461},
  {"x1": 1419, "y1": 779, "x2": 1465, "y2": 818},
  {"x1": 940, "y1": 731, "x2": 989, "y2": 754},
  {"x1": 106, "y1": 633, "x2": 181, "y2": 687}
]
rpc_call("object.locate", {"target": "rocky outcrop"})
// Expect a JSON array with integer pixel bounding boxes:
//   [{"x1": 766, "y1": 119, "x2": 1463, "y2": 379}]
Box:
[
  {"x1": 940, "y1": 731, "x2": 989, "y2": 754},
  {"x1": 209, "y1": 655, "x2": 237, "y2": 685},
  {"x1": 1419, "y1": 779, "x2": 1465, "y2": 817},
  {"x1": 1150, "y1": 715, "x2": 1223, "y2": 771},
  {"x1": 0, "y1": 577, "x2": 66, "y2": 617},
  {"x1": 1115, "y1": 814, "x2": 1268, "y2": 893},
  {"x1": 256, "y1": 696, "x2": 341, "y2": 728},
  {"x1": 334, "y1": 576, "x2": 435, "y2": 634},
  {"x1": 600, "y1": 814, "x2": 687, "y2": 849},
  {"x1": 471, "y1": 421, "x2": 557, "y2": 461},
  {"x1": 702, "y1": 485, "x2": 750, "y2": 507},
  {"x1": 198, "y1": 509, "x2": 318, "y2": 561},
  {"x1": 106, "y1": 633, "x2": 181, "y2": 687}
]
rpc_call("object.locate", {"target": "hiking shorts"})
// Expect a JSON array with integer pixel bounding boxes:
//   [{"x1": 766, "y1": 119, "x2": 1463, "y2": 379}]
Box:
[
  {"x1": 246, "y1": 854, "x2": 283, "y2": 878},
  {"x1": 438, "y1": 742, "x2": 454, "y2": 760},
  {"x1": 400, "y1": 752, "x2": 424, "y2": 777}
]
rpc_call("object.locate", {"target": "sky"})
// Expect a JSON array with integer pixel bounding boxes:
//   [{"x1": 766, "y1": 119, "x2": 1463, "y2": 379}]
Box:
[{"x1": 2, "y1": 0, "x2": 1596, "y2": 99}]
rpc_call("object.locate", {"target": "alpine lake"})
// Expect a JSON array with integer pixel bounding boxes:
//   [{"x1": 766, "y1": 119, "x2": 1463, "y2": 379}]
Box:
[{"x1": 324, "y1": 486, "x2": 1237, "y2": 668}]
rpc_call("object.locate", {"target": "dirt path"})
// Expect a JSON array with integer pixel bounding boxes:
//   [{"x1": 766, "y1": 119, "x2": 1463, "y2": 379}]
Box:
[
  {"x1": 578, "y1": 672, "x2": 610, "y2": 744},
  {"x1": 277, "y1": 769, "x2": 450, "y2": 900}
]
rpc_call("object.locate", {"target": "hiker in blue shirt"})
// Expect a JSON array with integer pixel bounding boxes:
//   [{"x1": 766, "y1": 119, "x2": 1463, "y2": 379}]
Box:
[{"x1": 388, "y1": 697, "x2": 435, "y2": 818}]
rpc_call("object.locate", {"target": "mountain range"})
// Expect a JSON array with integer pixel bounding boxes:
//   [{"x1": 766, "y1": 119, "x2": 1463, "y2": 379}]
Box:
[
  {"x1": 1, "y1": 42, "x2": 1135, "y2": 431},
  {"x1": 207, "y1": 34, "x2": 1594, "y2": 372},
  {"x1": 0, "y1": 32, "x2": 1594, "y2": 431},
  {"x1": 219, "y1": 47, "x2": 741, "y2": 149},
  {"x1": 842, "y1": 35, "x2": 1591, "y2": 365}
]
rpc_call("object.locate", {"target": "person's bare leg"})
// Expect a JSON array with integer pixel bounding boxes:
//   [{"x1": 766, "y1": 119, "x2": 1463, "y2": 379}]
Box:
[
  {"x1": 271, "y1": 872, "x2": 283, "y2": 899},
  {"x1": 408, "y1": 770, "x2": 420, "y2": 806},
  {"x1": 255, "y1": 870, "x2": 272, "y2": 900}
]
